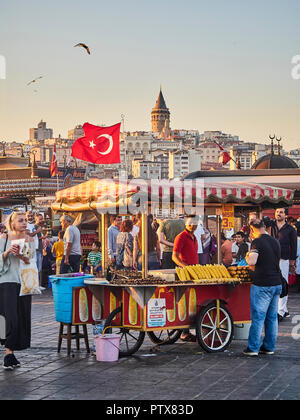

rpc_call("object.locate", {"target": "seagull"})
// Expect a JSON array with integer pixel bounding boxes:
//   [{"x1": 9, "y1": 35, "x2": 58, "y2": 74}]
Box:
[
  {"x1": 27, "y1": 76, "x2": 43, "y2": 86},
  {"x1": 74, "y1": 43, "x2": 91, "y2": 55}
]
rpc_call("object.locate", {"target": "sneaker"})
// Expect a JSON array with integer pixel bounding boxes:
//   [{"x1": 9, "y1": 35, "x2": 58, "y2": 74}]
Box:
[
  {"x1": 243, "y1": 347, "x2": 258, "y2": 357},
  {"x1": 10, "y1": 354, "x2": 21, "y2": 368},
  {"x1": 2, "y1": 354, "x2": 15, "y2": 370},
  {"x1": 284, "y1": 312, "x2": 290, "y2": 318},
  {"x1": 39, "y1": 286, "x2": 46, "y2": 291},
  {"x1": 278, "y1": 314, "x2": 284, "y2": 322},
  {"x1": 259, "y1": 346, "x2": 274, "y2": 355}
]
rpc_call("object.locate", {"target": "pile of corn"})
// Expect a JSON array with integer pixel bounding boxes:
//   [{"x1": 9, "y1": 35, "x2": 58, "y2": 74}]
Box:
[{"x1": 176, "y1": 264, "x2": 235, "y2": 283}]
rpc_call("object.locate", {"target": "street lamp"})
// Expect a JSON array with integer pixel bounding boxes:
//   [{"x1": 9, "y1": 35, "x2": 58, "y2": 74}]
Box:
[
  {"x1": 20, "y1": 145, "x2": 24, "y2": 158},
  {"x1": 0, "y1": 141, "x2": 6, "y2": 157},
  {"x1": 31, "y1": 150, "x2": 38, "y2": 168},
  {"x1": 27, "y1": 152, "x2": 31, "y2": 167}
]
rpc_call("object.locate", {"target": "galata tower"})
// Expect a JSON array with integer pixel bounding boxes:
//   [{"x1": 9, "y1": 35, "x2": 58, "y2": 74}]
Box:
[{"x1": 151, "y1": 88, "x2": 170, "y2": 134}]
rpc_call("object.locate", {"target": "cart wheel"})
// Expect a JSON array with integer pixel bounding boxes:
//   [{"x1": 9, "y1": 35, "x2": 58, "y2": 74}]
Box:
[
  {"x1": 147, "y1": 329, "x2": 182, "y2": 345},
  {"x1": 104, "y1": 307, "x2": 145, "y2": 357},
  {"x1": 196, "y1": 302, "x2": 233, "y2": 353}
]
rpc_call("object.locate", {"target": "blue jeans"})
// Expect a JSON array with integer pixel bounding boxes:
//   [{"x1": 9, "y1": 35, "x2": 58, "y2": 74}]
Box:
[
  {"x1": 36, "y1": 250, "x2": 42, "y2": 273},
  {"x1": 248, "y1": 284, "x2": 282, "y2": 352}
]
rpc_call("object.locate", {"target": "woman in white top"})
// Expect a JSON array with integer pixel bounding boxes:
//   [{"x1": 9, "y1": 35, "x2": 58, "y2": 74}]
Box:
[{"x1": 0, "y1": 212, "x2": 35, "y2": 370}]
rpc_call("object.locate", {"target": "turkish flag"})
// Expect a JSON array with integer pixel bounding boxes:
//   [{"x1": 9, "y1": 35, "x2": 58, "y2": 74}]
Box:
[
  {"x1": 221, "y1": 151, "x2": 231, "y2": 165},
  {"x1": 71, "y1": 122, "x2": 121, "y2": 164},
  {"x1": 215, "y1": 141, "x2": 231, "y2": 165},
  {"x1": 50, "y1": 144, "x2": 58, "y2": 177}
]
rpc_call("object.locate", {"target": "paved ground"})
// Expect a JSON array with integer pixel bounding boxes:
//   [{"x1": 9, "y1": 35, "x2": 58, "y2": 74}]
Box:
[{"x1": 1, "y1": 288, "x2": 300, "y2": 400}]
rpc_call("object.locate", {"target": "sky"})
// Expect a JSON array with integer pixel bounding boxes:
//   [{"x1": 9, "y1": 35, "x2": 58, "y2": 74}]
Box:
[{"x1": 0, "y1": 0, "x2": 300, "y2": 150}]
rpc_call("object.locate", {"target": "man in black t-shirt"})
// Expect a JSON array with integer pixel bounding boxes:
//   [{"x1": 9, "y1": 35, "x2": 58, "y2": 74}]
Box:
[{"x1": 243, "y1": 220, "x2": 282, "y2": 357}]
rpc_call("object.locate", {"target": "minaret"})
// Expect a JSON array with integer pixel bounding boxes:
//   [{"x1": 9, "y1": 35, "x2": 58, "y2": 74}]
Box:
[{"x1": 151, "y1": 87, "x2": 170, "y2": 135}]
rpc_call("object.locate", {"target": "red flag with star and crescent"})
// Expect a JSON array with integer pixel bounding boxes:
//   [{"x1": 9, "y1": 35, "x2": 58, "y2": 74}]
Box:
[
  {"x1": 50, "y1": 144, "x2": 58, "y2": 177},
  {"x1": 215, "y1": 141, "x2": 232, "y2": 165},
  {"x1": 71, "y1": 122, "x2": 121, "y2": 164}
]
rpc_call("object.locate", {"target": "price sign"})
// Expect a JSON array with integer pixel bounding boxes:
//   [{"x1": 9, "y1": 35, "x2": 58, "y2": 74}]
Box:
[
  {"x1": 222, "y1": 204, "x2": 235, "y2": 231},
  {"x1": 147, "y1": 298, "x2": 166, "y2": 328}
]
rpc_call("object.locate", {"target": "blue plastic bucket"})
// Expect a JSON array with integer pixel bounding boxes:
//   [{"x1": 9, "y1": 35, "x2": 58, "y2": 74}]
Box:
[{"x1": 50, "y1": 274, "x2": 94, "y2": 324}]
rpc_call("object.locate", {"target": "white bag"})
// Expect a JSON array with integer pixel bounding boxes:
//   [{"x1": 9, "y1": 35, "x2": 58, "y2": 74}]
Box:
[{"x1": 19, "y1": 258, "x2": 41, "y2": 296}]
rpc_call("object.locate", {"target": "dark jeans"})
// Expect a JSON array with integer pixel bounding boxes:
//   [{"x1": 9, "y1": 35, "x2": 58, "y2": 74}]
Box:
[
  {"x1": 297, "y1": 274, "x2": 300, "y2": 291},
  {"x1": 60, "y1": 255, "x2": 81, "y2": 274},
  {"x1": 199, "y1": 253, "x2": 211, "y2": 265}
]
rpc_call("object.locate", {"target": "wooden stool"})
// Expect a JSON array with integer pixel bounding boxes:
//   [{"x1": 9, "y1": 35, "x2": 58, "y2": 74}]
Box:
[{"x1": 57, "y1": 323, "x2": 90, "y2": 355}]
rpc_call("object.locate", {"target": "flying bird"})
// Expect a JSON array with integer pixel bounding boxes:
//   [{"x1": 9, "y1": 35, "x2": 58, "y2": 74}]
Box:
[
  {"x1": 74, "y1": 43, "x2": 91, "y2": 55},
  {"x1": 27, "y1": 76, "x2": 43, "y2": 86}
]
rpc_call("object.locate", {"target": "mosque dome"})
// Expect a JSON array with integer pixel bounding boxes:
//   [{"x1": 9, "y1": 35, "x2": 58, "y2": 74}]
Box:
[{"x1": 252, "y1": 154, "x2": 298, "y2": 170}]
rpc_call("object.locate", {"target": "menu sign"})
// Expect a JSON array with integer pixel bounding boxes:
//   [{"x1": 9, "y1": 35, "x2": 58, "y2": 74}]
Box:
[
  {"x1": 147, "y1": 298, "x2": 166, "y2": 328},
  {"x1": 222, "y1": 204, "x2": 235, "y2": 230}
]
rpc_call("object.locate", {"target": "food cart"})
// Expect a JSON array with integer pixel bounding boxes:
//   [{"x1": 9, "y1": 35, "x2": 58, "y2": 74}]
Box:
[{"x1": 52, "y1": 178, "x2": 294, "y2": 355}]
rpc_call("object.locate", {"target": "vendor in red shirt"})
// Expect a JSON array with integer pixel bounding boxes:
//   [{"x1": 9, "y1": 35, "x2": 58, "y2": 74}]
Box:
[
  {"x1": 172, "y1": 216, "x2": 199, "y2": 267},
  {"x1": 172, "y1": 215, "x2": 199, "y2": 342}
]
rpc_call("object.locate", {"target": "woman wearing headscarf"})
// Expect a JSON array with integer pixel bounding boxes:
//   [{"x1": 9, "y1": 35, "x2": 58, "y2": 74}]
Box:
[{"x1": 199, "y1": 228, "x2": 216, "y2": 265}]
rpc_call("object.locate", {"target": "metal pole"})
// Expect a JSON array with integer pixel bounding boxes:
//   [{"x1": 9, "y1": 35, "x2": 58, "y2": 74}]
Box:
[
  {"x1": 217, "y1": 213, "x2": 222, "y2": 264},
  {"x1": 142, "y1": 213, "x2": 148, "y2": 279},
  {"x1": 121, "y1": 114, "x2": 127, "y2": 175},
  {"x1": 101, "y1": 214, "x2": 108, "y2": 274}
]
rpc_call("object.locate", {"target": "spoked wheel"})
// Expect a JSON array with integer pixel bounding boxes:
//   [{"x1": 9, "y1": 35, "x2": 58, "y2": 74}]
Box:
[
  {"x1": 147, "y1": 329, "x2": 182, "y2": 345},
  {"x1": 196, "y1": 302, "x2": 233, "y2": 353},
  {"x1": 104, "y1": 306, "x2": 145, "y2": 357}
]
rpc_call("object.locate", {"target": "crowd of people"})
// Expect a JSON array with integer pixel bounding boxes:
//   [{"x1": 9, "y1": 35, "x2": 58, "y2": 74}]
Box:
[
  {"x1": 0, "y1": 211, "x2": 101, "y2": 370},
  {"x1": 107, "y1": 209, "x2": 300, "y2": 348},
  {"x1": 108, "y1": 214, "x2": 217, "y2": 273},
  {"x1": 1, "y1": 206, "x2": 300, "y2": 369}
]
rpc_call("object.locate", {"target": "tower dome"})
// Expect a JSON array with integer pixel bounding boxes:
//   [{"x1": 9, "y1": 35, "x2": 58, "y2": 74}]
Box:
[{"x1": 151, "y1": 88, "x2": 170, "y2": 134}]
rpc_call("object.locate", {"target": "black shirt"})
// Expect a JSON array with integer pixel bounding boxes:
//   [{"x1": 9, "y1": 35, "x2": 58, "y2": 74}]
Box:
[
  {"x1": 251, "y1": 234, "x2": 281, "y2": 287},
  {"x1": 266, "y1": 220, "x2": 297, "y2": 261},
  {"x1": 34, "y1": 224, "x2": 43, "y2": 252}
]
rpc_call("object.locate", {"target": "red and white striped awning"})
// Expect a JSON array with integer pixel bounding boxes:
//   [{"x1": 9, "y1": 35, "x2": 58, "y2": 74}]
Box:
[
  {"x1": 52, "y1": 178, "x2": 294, "y2": 213},
  {"x1": 202, "y1": 182, "x2": 294, "y2": 202}
]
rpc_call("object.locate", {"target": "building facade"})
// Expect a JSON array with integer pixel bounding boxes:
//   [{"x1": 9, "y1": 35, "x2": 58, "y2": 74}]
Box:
[
  {"x1": 68, "y1": 125, "x2": 84, "y2": 141},
  {"x1": 169, "y1": 149, "x2": 201, "y2": 179},
  {"x1": 29, "y1": 120, "x2": 53, "y2": 142}
]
